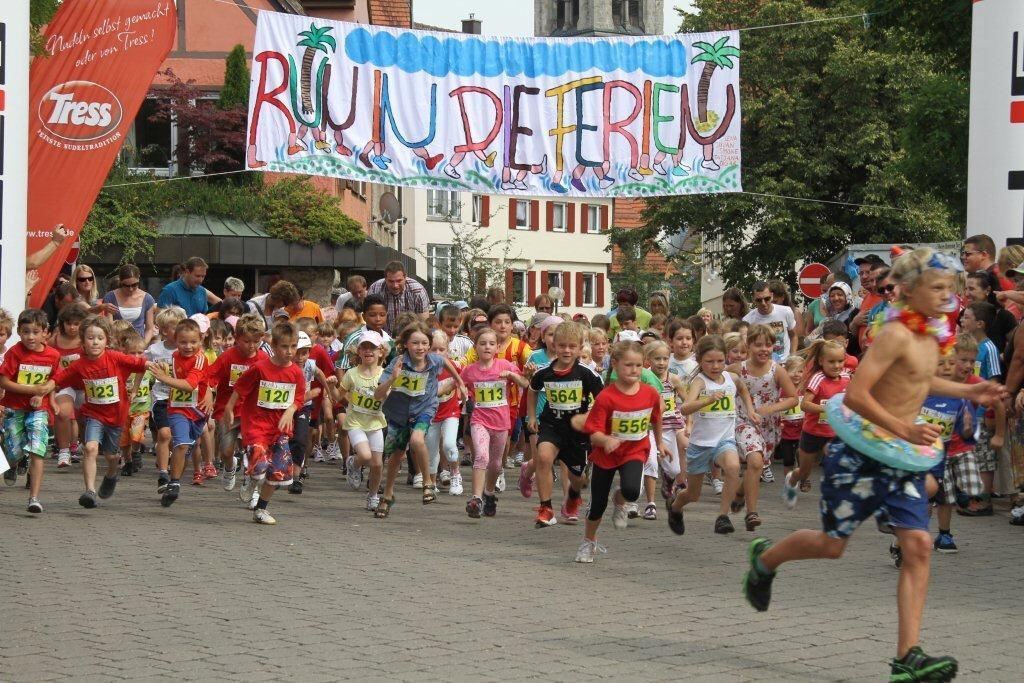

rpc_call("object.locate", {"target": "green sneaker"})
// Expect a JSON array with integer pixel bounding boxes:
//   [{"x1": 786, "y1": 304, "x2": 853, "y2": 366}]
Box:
[
  {"x1": 742, "y1": 537, "x2": 775, "y2": 612},
  {"x1": 889, "y1": 646, "x2": 958, "y2": 682}
]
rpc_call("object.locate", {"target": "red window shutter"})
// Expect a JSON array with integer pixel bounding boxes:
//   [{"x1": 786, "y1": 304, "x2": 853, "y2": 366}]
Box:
[
  {"x1": 540, "y1": 270, "x2": 549, "y2": 298},
  {"x1": 600, "y1": 205, "x2": 609, "y2": 230},
  {"x1": 545, "y1": 202, "x2": 554, "y2": 232},
  {"x1": 596, "y1": 273, "x2": 606, "y2": 308},
  {"x1": 481, "y1": 196, "x2": 491, "y2": 227},
  {"x1": 505, "y1": 269, "x2": 514, "y2": 302},
  {"x1": 567, "y1": 204, "x2": 576, "y2": 233},
  {"x1": 562, "y1": 271, "x2": 571, "y2": 306},
  {"x1": 530, "y1": 200, "x2": 540, "y2": 231},
  {"x1": 581, "y1": 203, "x2": 589, "y2": 232},
  {"x1": 576, "y1": 272, "x2": 584, "y2": 307},
  {"x1": 508, "y1": 199, "x2": 517, "y2": 229},
  {"x1": 528, "y1": 270, "x2": 537, "y2": 302}
]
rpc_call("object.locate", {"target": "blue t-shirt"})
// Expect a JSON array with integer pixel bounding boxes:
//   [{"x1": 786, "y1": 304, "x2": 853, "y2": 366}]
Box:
[
  {"x1": 380, "y1": 352, "x2": 444, "y2": 425},
  {"x1": 975, "y1": 338, "x2": 1002, "y2": 380},
  {"x1": 528, "y1": 348, "x2": 552, "y2": 417},
  {"x1": 157, "y1": 278, "x2": 208, "y2": 316},
  {"x1": 919, "y1": 395, "x2": 971, "y2": 447}
]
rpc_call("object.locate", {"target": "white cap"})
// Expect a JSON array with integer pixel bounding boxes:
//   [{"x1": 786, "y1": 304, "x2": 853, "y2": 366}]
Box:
[
  {"x1": 358, "y1": 329, "x2": 386, "y2": 348},
  {"x1": 296, "y1": 331, "x2": 312, "y2": 349},
  {"x1": 616, "y1": 330, "x2": 642, "y2": 343}
]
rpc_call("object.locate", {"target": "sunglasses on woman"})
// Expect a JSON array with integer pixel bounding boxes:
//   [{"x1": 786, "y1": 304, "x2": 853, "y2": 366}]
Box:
[
  {"x1": 121, "y1": 281, "x2": 139, "y2": 289},
  {"x1": 77, "y1": 276, "x2": 94, "y2": 283}
]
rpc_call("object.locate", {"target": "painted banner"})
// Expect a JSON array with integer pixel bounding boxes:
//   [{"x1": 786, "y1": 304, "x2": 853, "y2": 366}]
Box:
[
  {"x1": 247, "y1": 13, "x2": 741, "y2": 198},
  {"x1": 27, "y1": 0, "x2": 176, "y2": 308},
  {"x1": 1, "y1": 4, "x2": 30, "y2": 318}
]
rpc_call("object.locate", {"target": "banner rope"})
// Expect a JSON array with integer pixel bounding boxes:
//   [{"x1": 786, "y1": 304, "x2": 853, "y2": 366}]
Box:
[
  {"x1": 733, "y1": 190, "x2": 907, "y2": 212},
  {"x1": 102, "y1": 169, "x2": 252, "y2": 187}
]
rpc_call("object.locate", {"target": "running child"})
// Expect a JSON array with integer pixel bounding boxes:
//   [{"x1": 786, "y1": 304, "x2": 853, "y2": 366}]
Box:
[
  {"x1": 148, "y1": 318, "x2": 210, "y2": 507},
  {"x1": 460, "y1": 328, "x2": 530, "y2": 518},
  {"x1": 54, "y1": 316, "x2": 148, "y2": 508},
  {"x1": 224, "y1": 322, "x2": 306, "y2": 525},
  {"x1": 118, "y1": 331, "x2": 152, "y2": 477},
  {"x1": 576, "y1": 341, "x2": 662, "y2": 562},
  {"x1": 146, "y1": 306, "x2": 186, "y2": 492},
  {"x1": 643, "y1": 341, "x2": 688, "y2": 520},
  {"x1": 782, "y1": 339, "x2": 850, "y2": 508},
  {"x1": 51, "y1": 304, "x2": 88, "y2": 468},
  {"x1": 667, "y1": 335, "x2": 760, "y2": 536},
  {"x1": 949, "y1": 335, "x2": 992, "y2": 516},
  {"x1": 743, "y1": 248, "x2": 1004, "y2": 682},
  {"x1": 426, "y1": 330, "x2": 464, "y2": 496},
  {"x1": 0, "y1": 309, "x2": 61, "y2": 510},
  {"x1": 728, "y1": 324, "x2": 799, "y2": 529},
  {"x1": 373, "y1": 321, "x2": 466, "y2": 518},
  {"x1": 339, "y1": 330, "x2": 388, "y2": 510},
  {"x1": 525, "y1": 321, "x2": 604, "y2": 527},
  {"x1": 776, "y1": 356, "x2": 807, "y2": 483},
  {"x1": 667, "y1": 319, "x2": 698, "y2": 380}
]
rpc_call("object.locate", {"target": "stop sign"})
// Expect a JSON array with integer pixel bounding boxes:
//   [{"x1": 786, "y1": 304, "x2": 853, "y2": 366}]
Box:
[{"x1": 798, "y1": 262, "x2": 831, "y2": 299}]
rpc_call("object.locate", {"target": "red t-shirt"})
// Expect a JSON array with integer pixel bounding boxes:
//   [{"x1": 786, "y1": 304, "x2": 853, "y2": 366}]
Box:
[
  {"x1": 207, "y1": 346, "x2": 266, "y2": 419},
  {"x1": 54, "y1": 350, "x2": 148, "y2": 427},
  {"x1": 0, "y1": 342, "x2": 62, "y2": 412},
  {"x1": 433, "y1": 364, "x2": 462, "y2": 423},
  {"x1": 52, "y1": 342, "x2": 83, "y2": 370},
  {"x1": 583, "y1": 382, "x2": 661, "y2": 469},
  {"x1": 233, "y1": 358, "x2": 306, "y2": 445},
  {"x1": 167, "y1": 351, "x2": 209, "y2": 420},
  {"x1": 308, "y1": 343, "x2": 334, "y2": 419},
  {"x1": 802, "y1": 371, "x2": 851, "y2": 437},
  {"x1": 844, "y1": 354, "x2": 859, "y2": 373}
]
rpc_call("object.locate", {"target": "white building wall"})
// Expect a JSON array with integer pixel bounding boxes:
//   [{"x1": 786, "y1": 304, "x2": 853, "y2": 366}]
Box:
[{"x1": 403, "y1": 188, "x2": 613, "y2": 318}]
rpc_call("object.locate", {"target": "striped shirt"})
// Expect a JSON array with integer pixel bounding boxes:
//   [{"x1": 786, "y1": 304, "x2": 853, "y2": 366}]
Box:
[{"x1": 366, "y1": 278, "x2": 430, "y2": 336}]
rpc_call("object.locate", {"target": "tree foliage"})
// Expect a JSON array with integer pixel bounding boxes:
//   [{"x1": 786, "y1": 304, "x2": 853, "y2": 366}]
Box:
[
  {"x1": 607, "y1": 228, "x2": 703, "y2": 318},
  {"x1": 29, "y1": 0, "x2": 60, "y2": 56},
  {"x1": 653, "y1": 0, "x2": 969, "y2": 291},
  {"x1": 219, "y1": 45, "x2": 250, "y2": 110}
]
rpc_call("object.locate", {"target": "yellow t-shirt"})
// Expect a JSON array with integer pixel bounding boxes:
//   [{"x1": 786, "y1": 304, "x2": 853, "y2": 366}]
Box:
[{"x1": 341, "y1": 366, "x2": 386, "y2": 432}]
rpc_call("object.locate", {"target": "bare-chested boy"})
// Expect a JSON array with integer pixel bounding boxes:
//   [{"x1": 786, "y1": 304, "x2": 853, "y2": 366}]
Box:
[{"x1": 742, "y1": 248, "x2": 1004, "y2": 683}]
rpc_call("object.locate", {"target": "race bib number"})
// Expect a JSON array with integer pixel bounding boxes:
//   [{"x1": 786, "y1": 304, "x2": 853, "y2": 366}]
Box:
[
  {"x1": 351, "y1": 388, "x2": 383, "y2": 415},
  {"x1": 229, "y1": 364, "x2": 248, "y2": 387},
  {"x1": 783, "y1": 404, "x2": 803, "y2": 421},
  {"x1": 661, "y1": 390, "x2": 677, "y2": 414},
  {"x1": 60, "y1": 353, "x2": 80, "y2": 369},
  {"x1": 84, "y1": 377, "x2": 119, "y2": 405},
  {"x1": 919, "y1": 408, "x2": 955, "y2": 440},
  {"x1": 393, "y1": 371, "x2": 427, "y2": 397},
  {"x1": 474, "y1": 381, "x2": 507, "y2": 409},
  {"x1": 610, "y1": 409, "x2": 652, "y2": 441},
  {"x1": 169, "y1": 386, "x2": 198, "y2": 408},
  {"x1": 545, "y1": 380, "x2": 582, "y2": 411},
  {"x1": 699, "y1": 392, "x2": 736, "y2": 418},
  {"x1": 135, "y1": 382, "x2": 151, "y2": 400},
  {"x1": 257, "y1": 381, "x2": 297, "y2": 410},
  {"x1": 17, "y1": 364, "x2": 51, "y2": 386}
]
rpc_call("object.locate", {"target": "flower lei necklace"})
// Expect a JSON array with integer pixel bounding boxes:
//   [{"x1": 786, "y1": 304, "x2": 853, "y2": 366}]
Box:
[{"x1": 874, "y1": 302, "x2": 955, "y2": 355}]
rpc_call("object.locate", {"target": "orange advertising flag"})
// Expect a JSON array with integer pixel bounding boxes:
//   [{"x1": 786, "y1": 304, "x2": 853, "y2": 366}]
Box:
[{"x1": 27, "y1": 0, "x2": 176, "y2": 307}]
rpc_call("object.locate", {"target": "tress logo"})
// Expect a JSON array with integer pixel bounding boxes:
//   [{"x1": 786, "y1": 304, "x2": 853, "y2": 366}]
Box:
[{"x1": 38, "y1": 80, "x2": 123, "y2": 142}]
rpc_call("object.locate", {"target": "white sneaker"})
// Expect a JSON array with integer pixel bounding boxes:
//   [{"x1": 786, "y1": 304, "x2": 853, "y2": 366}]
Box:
[
  {"x1": 412, "y1": 472, "x2": 423, "y2": 488},
  {"x1": 449, "y1": 472, "x2": 464, "y2": 496},
  {"x1": 712, "y1": 478, "x2": 724, "y2": 495},
  {"x1": 56, "y1": 451, "x2": 71, "y2": 469},
  {"x1": 761, "y1": 464, "x2": 775, "y2": 483},
  {"x1": 513, "y1": 451, "x2": 525, "y2": 466},
  {"x1": 495, "y1": 471, "x2": 506, "y2": 493},
  {"x1": 248, "y1": 485, "x2": 260, "y2": 510},
  {"x1": 325, "y1": 441, "x2": 340, "y2": 461},
  {"x1": 625, "y1": 501, "x2": 639, "y2": 518},
  {"x1": 312, "y1": 444, "x2": 325, "y2": 462},
  {"x1": 438, "y1": 470, "x2": 452, "y2": 487},
  {"x1": 504, "y1": 457, "x2": 515, "y2": 469},
  {"x1": 238, "y1": 475, "x2": 254, "y2": 503},
  {"x1": 346, "y1": 456, "x2": 361, "y2": 491},
  {"x1": 366, "y1": 493, "x2": 380, "y2": 511},
  {"x1": 253, "y1": 508, "x2": 276, "y2": 525},
  {"x1": 612, "y1": 504, "x2": 629, "y2": 530},
  {"x1": 222, "y1": 468, "x2": 237, "y2": 491},
  {"x1": 782, "y1": 471, "x2": 799, "y2": 510},
  {"x1": 574, "y1": 539, "x2": 607, "y2": 563}
]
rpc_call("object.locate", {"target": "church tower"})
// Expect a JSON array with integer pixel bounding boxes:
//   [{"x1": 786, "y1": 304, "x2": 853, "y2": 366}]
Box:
[{"x1": 534, "y1": 0, "x2": 664, "y2": 38}]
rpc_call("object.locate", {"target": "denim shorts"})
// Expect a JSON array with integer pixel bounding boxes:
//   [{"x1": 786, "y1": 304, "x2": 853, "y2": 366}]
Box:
[
  {"x1": 686, "y1": 439, "x2": 737, "y2": 475},
  {"x1": 83, "y1": 417, "x2": 123, "y2": 456},
  {"x1": 820, "y1": 440, "x2": 929, "y2": 539},
  {"x1": 168, "y1": 413, "x2": 207, "y2": 449}
]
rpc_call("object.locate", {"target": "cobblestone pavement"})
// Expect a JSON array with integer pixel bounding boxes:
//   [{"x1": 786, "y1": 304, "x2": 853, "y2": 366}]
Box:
[{"x1": 2, "y1": 459, "x2": 1022, "y2": 682}]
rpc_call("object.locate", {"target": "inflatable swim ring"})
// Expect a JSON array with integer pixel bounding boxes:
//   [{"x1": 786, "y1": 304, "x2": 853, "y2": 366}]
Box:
[{"x1": 825, "y1": 393, "x2": 944, "y2": 472}]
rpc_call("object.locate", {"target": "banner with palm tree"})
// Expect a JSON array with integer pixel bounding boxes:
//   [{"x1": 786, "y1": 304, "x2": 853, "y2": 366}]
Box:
[{"x1": 246, "y1": 12, "x2": 741, "y2": 198}]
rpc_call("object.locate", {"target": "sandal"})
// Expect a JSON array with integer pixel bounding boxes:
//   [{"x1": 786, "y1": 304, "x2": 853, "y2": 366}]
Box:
[
  {"x1": 422, "y1": 487, "x2": 436, "y2": 505},
  {"x1": 374, "y1": 497, "x2": 394, "y2": 519},
  {"x1": 799, "y1": 479, "x2": 812, "y2": 493},
  {"x1": 730, "y1": 496, "x2": 745, "y2": 513},
  {"x1": 745, "y1": 511, "x2": 762, "y2": 531}
]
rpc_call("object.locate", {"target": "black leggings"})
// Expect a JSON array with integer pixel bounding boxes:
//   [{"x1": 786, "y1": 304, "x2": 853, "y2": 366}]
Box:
[{"x1": 587, "y1": 460, "x2": 643, "y2": 521}]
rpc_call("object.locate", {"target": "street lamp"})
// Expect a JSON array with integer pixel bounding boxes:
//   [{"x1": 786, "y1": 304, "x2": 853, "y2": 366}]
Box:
[{"x1": 548, "y1": 286, "x2": 565, "y2": 315}]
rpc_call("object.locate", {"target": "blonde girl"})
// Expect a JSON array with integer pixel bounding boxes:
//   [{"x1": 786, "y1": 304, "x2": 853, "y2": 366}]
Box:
[
  {"x1": 668, "y1": 335, "x2": 759, "y2": 536},
  {"x1": 776, "y1": 356, "x2": 807, "y2": 480},
  {"x1": 645, "y1": 341, "x2": 689, "y2": 517},
  {"x1": 339, "y1": 330, "x2": 388, "y2": 511}
]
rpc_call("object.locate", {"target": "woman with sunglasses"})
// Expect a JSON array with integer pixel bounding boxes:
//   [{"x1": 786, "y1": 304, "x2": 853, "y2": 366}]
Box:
[
  {"x1": 71, "y1": 264, "x2": 120, "y2": 318},
  {"x1": 101, "y1": 264, "x2": 157, "y2": 345}
]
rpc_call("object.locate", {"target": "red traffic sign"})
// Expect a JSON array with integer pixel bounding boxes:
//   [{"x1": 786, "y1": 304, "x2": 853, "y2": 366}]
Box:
[{"x1": 798, "y1": 262, "x2": 831, "y2": 299}]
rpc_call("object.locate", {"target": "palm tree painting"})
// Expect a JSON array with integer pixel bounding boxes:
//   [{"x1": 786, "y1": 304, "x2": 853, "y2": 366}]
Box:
[
  {"x1": 690, "y1": 36, "x2": 739, "y2": 171},
  {"x1": 297, "y1": 24, "x2": 337, "y2": 116}
]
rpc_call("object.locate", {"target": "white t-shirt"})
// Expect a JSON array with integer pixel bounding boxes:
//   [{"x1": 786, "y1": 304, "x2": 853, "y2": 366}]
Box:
[
  {"x1": 743, "y1": 305, "x2": 796, "y2": 361},
  {"x1": 145, "y1": 341, "x2": 177, "y2": 401}
]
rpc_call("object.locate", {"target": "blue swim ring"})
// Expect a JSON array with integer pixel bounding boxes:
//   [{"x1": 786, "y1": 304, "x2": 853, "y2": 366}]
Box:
[{"x1": 825, "y1": 393, "x2": 944, "y2": 472}]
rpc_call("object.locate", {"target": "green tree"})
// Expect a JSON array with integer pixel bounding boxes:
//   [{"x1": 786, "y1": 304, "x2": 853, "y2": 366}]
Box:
[
  {"x1": 29, "y1": 0, "x2": 60, "y2": 56},
  {"x1": 649, "y1": 0, "x2": 968, "y2": 292},
  {"x1": 219, "y1": 44, "x2": 250, "y2": 110}
]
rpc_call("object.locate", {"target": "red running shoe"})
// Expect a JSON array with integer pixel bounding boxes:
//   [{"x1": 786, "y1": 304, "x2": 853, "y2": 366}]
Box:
[
  {"x1": 191, "y1": 470, "x2": 204, "y2": 486},
  {"x1": 535, "y1": 506, "x2": 557, "y2": 528},
  {"x1": 202, "y1": 463, "x2": 218, "y2": 480},
  {"x1": 561, "y1": 496, "x2": 581, "y2": 524}
]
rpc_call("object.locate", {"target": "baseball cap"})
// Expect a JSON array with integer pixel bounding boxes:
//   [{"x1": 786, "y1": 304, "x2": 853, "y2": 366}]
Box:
[
  {"x1": 296, "y1": 331, "x2": 312, "y2": 349},
  {"x1": 453, "y1": 300, "x2": 470, "y2": 310},
  {"x1": 616, "y1": 330, "x2": 642, "y2": 342},
  {"x1": 529, "y1": 312, "x2": 549, "y2": 328},
  {"x1": 189, "y1": 313, "x2": 210, "y2": 335},
  {"x1": 538, "y1": 315, "x2": 564, "y2": 332},
  {"x1": 357, "y1": 329, "x2": 386, "y2": 348},
  {"x1": 854, "y1": 254, "x2": 886, "y2": 266}
]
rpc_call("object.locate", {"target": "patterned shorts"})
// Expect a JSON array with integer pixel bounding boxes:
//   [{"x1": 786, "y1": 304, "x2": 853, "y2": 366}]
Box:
[
  {"x1": 819, "y1": 440, "x2": 929, "y2": 539},
  {"x1": 940, "y1": 450, "x2": 983, "y2": 506},
  {"x1": 384, "y1": 412, "x2": 433, "y2": 456},
  {"x1": 119, "y1": 413, "x2": 150, "y2": 448},
  {"x1": 974, "y1": 425, "x2": 998, "y2": 472},
  {"x1": 3, "y1": 410, "x2": 50, "y2": 461},
  {"x1": 247, "y1": 435, "x2": 293, "y2": 485}
]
